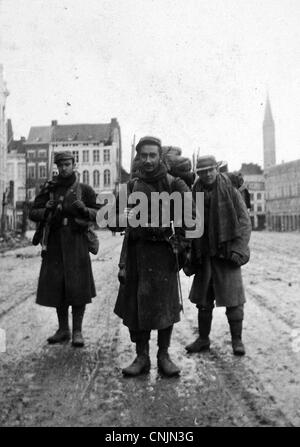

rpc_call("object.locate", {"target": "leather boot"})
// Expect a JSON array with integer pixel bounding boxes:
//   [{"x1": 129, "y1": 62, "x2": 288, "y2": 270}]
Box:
[
  {"x1": 229, "y1": 320, "x2": 245, "y2": 356},
  {"x1": 47, "y1": 305, "x2": 70, "y2": 344},
  {"x1": 122, "y1": 341, "x2": 151, "y2": 376},
  {"x1": 72, "y1": 305, "x2": 85, "y2": 347},
  {"x1": 185, "y1": 309, "x2": 212, "y2": 353},
  {"x1": 157, "y1": 326, "x2": 180, "y2": 377},
  {"x1": 226, "y1": 306, "x2": 245, "y2": 356}
]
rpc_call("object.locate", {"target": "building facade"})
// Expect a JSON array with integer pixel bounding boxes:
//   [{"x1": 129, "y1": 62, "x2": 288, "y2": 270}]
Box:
[
  {"x1": 265, "y1": 160, "x2": 300, "y2": 231},
  {"x1": 262, "y1": 95, "x2": 300, "y2": 231},
  {"x1": 24, "y1": 125, "x2": 52, "y2": 202},
  {"x1": 0, "y1": 65, "x2": 9, "y2": 228},
  {"x1": 240, "y1": 163, "x2": 266, "y2": 230},
  {"x1": 6, "y1": 123, "x2": 26, "y2": 230},
  {"x1": 50, "y1": 119, "x2": 121, "y2": 195},
  {"x1": 25, "y1": 118, "x2": 122, "y2": 202}
]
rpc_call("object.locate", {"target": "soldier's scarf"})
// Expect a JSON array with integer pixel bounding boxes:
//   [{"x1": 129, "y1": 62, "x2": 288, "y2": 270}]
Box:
[
  {"x1": 50, "y1": 172, "x2": 77, "y2": 190},
  {"x1": 193, "y1": 173, "x2": 241, "y2": 257},
  {"x1": 136, "y1": 161, "x2": 167, "y2": 181}
]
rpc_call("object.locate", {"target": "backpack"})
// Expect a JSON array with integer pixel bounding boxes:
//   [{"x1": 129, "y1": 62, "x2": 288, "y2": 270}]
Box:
[{"x1": 131, "y1": 146, "x2": 195, "y2": 188}]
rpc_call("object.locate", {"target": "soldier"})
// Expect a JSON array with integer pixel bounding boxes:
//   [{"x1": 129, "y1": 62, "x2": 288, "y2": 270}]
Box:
[
  {"x1": 29, "y1": 151, "x2": 98, "y2": 347},
  {"x1": 114, "y1": 136, "x2": 193, "y2": 377},
  {"x1": 185, "y1": 155, "x2": 251, "y2": 356}
]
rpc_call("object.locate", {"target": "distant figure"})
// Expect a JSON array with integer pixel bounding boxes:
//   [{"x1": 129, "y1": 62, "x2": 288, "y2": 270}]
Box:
[
  {"x1": 29, "y1": 151, "x2": 98, "y2": 348},
  {"x1": 185, "y1": 155, "x2": 252, "y2": 356}
]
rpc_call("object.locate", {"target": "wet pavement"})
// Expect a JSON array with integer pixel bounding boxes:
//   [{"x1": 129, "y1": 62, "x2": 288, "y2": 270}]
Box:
[{"x1": 0, "y1": 231, "x2": 299, "y2": 427}]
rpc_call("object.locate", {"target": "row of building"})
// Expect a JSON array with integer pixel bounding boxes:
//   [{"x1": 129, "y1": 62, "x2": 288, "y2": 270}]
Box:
[
  {"x1": 1, "y1": 62, "x2": 300, "y2": 233},
  {"x1": 241, "y1": 96, "x2": 300, "y2": 231},
  {"x1": 4, "y1": 117, "x2": 126, "y2": 231},
  {"x1": 1, "y1": 64, "x2": 128, "y2": 232}
]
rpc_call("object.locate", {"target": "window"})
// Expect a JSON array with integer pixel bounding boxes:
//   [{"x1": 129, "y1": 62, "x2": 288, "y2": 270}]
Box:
[
  {"x1": 250, "y1": 193, "x2": 254, "y2": 201},
  {"x1": 83, "y1": 150, "x2": 89, "y2": 163},
  {"x1": 93, "y1": 170, "x2": 100, "y2": 188},
  {"x1": 257, "y1": 205, "x2": 262, "y2": 212},
  {"x1": 103, "y1": 149, "x2": 110, "y2": 163},
  {"x1": 27, "y1": 164, "x2": 36, "y2": 179},
  {"x1": 27, "y1": 188, "x2": 35, "y2": 201},
  {"x1": 104, "y1": 169, "x2": 111, "y2": 187},
  {"x1": 28, "y1": 151, "x2": 35, "y2": 159},
  {"x1": 39, "y1": 163, "x2": 47, "y2": 179},
  {"x1": 17, "y1": 187, "x2": 26, "y2": 201},
  {"x1": 72, "y1": 151, "x2": 79, "y2": 163},
  {"x1": 83, "y1": 170, "x2": 89, "y2": 185},
  {"x1": 38, "y1": 150, "x2": 47, "y2": 158},
  {"x1": 18, "y1": 163, "x2": 25, "y2": 182},
  {"x1": 93, "y1": 150, "x2": 100, "y2": 163},
  {"x1": 257, "y1": 193, "x2": 262, "y2": 200}
]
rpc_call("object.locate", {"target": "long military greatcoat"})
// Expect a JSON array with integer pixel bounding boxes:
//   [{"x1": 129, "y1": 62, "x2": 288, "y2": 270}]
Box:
[
  {"x1": 189, "y1": 175, "x2": 252, "y2": 308},
  {"x1": 114, "y1": 172, "x2": 192, "y2": 331},
  {"x1": 29, "y1": 176, "x2": 98, "y2": 308}
]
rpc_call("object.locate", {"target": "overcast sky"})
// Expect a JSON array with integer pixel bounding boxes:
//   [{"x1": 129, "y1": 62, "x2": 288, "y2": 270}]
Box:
[{"x1": 1, "y1": 0, "x2": 300, "y2": 171}]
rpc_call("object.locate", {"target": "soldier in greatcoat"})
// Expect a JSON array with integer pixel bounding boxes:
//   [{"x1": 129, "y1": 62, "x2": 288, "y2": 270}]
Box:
[
  {"x1": 114, "y1": 136, "x2": 193, "y2": 377},
  {"x1": 185, "y1": 155, "x2": 251, "y2": 355},
  {"x1": 29, "y1": 151, "x2": 98, "y2": 347}
]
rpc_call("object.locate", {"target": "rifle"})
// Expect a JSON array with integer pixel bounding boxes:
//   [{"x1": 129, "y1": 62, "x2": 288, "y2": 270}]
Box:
[
  {"x1": 40, "y1": 149, "x2": 55, "y2": 257},
  {"x1": 170, "y1": 220, "x2": 184, "y2": 313}
]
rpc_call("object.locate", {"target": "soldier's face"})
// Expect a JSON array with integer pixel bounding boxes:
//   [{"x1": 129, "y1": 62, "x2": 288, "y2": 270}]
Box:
[
  {"x1": 139, "y1": 145, "x2": 161, "y2": 173},
  {"x1": 198, "y1": 167, "x2": 218, "y2": 185},
  {"x1": 57, "y1": 159, "x2": 75, "y2": 177}
]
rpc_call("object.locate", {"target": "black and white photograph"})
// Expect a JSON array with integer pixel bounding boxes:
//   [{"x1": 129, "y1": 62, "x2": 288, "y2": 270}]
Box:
[{"x1": 0, "y1": 0, "x2": 299, "y2": 431}]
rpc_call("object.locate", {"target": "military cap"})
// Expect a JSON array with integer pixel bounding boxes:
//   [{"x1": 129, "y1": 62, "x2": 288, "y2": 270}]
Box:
[
  {"x1": 135, "y1": 136, "x2": 162, "y2": 153},
  {"x1": 54, "y1": 151, "x2": 75, "y2": 164},
  {"x1": 196, "y1": 155, "x2": 220, "y2": 172}
]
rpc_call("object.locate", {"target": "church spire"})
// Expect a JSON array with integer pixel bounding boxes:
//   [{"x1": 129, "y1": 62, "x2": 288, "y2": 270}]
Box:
[
  {"x1": 263, "y1": 94, "x2": 276, "y2": 170},
  {"x1": 263, "y1": 94, "x2": 274, "y2": 125}
]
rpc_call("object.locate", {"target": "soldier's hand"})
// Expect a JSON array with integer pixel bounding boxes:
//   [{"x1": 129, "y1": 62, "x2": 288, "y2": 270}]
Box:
[
  {"x1": 230, "y1": 251, "x2": 243, "y2": 266},
  {"x1": 72, "y1": 199, "x2": 85, "y2": 210},
  {"x1": 45, "y1": 200, "x2": 57, "y2": 210}
]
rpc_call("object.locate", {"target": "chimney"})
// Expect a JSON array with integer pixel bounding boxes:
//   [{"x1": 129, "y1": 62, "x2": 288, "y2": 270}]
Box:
[{"x1": 51, "y1": 120, "x2": 58, "y2": 126}]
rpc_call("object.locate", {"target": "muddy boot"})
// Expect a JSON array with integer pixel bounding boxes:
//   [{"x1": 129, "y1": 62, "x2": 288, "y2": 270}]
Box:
[
  {"x1": 226, "y1": 306, "x2": 245, "y2": 356},
  {"x1": 229, "y1": 320, "x2": 245, "y2": 356},
  {"x1": 157, "y1": 326, "x2": 180, "y2": 377},
  {"x1": 47, "y1": 305, "x2": 70, "y2": 344},
  {"x1": 72, "y1": 305, "x2": 85, "y2": 347},
  {"x1": 185, "y1": 309, "x2": 212, "y2": 353},
  {"x1": 122, "y1": 341, "x2": 151, "y2": 376}
]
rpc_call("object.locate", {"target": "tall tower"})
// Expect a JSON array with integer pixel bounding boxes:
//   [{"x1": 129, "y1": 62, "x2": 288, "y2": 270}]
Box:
[
  {"x1": 263, "y1": 95, "x2": 276, "y2": 170},
  {"x1": 0, "y1": 64, "x2": 9, "y2": 224}
]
